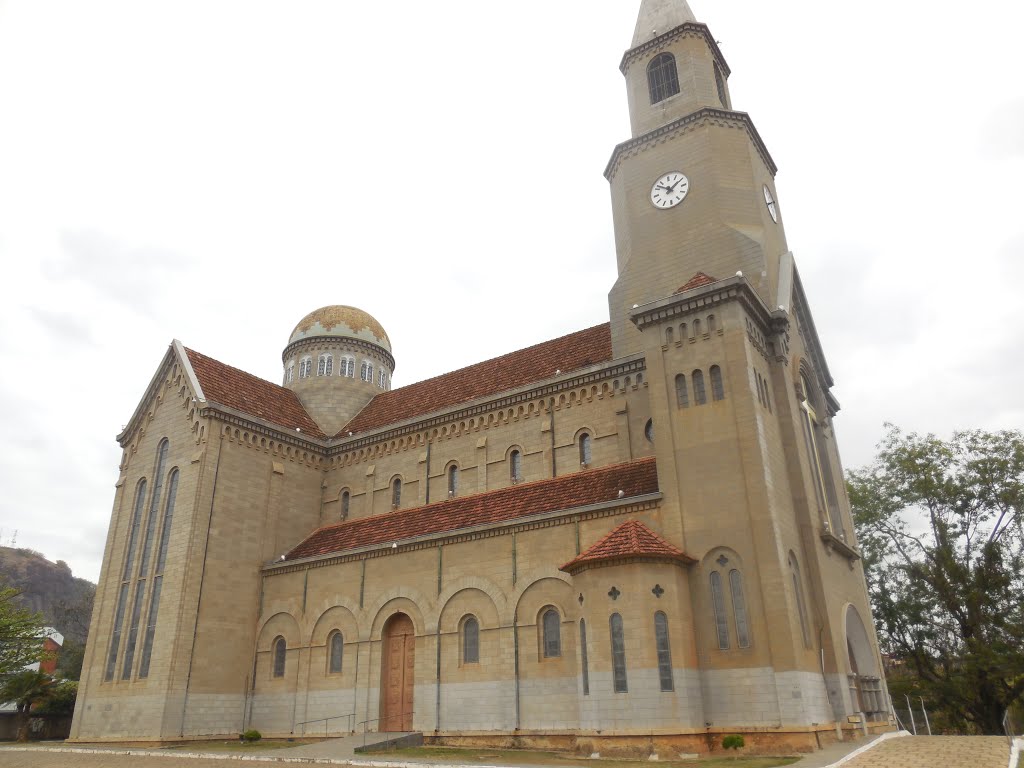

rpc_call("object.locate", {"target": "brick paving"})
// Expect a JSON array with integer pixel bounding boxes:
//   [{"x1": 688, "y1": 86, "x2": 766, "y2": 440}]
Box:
[{"x1": 841, "y1": 736, "x2": 1009, "y2": 768}]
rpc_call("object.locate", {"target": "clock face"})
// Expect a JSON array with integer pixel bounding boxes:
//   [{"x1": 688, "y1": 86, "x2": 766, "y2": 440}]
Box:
[
  {"x1": 651, "y1": 172, "x2": 689, "y2": 209},
  {"x1": 763, "y1": 184, "x2": 778, "y2": 223}
]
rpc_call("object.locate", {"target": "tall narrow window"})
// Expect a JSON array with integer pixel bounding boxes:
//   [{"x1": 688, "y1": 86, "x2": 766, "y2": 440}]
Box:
[
  {"x1": 710, "y1": 571, "x2": 730, "y2": 649},
  {"x1": 692, "y1": 369, "x2": 707, "y2": 405},
  {"x1": 579, "y1": 433, "x2": 592, "y2": 466},
  {"x1": 729, "y1": 570, "x2": 751, "y2": 649},
  {"x1": 121, "y1": 584, "x2": 146, "y2": 679},
  {"x1": 579, "y1": 619, "x2": 590, "y2": 696},
  {"x1": 328, "y1": 631, "x2": 344, "y2": 674},
  {"x1": 378, "y1": 369, "x2": 387, "y2": 389},
  {"x1": 462, "y1": 616, "x2": 479, "y2": 664},
  {"x1": 317, "y1": 354, "x2": 332, "y2": 376},
  {"x1": 122, "y1": 480, "x2": 148, "y2": 582},
  {"x1": 707, "y1": 314, "x2": 717, "y2": 333},
  {"x1": 693, "y1": 318, "x2": 702, "y2": 337},
  {"x1": 789, "y1": 554, "x2": 811, "y2": 648},
  {"x1": 273, "y1": 637, "x2": 287, "y2": 678},
  {"x1": 762, "y1": 378, "x2": 772, "y2": 413},
  {"x1": 360, "y1": 361, "x2": 373, "y2": 382},
  {"x1": 341, "y1": 357, "x2": 355, "y2": 378},
  {"x1": 654, "y1": 612, "x2": 674, "y2": 691},
  {"x1": 800, "y1": 373, "x2": 841, "y2": 537},
  {"x1": 137, "y1": 441, "x2": 169, "y2": 578},
  {"x1": 286, "y1": 363, "x2": 295, "y2": 384},
  {"x1": 675, "y1": 374, "x2": 689, "y2": 408},
  {"x1": 542, "y1": 608, "x2": 561, "y2": 658},
  {"x1": 391, "y1": 478, "x2": 402, "y2": 509},
  {"x1": 647, "y1": 53, "x2": 680, "y2": 104},
  {"x1": 665, "y1": 326, "x2": 674, "y2": 345},
  {"x1": 447, "y1": 465, "x2": 459, "y2": 497},
  {"x1": 710, "y1": 365, "x2": 725, "y2": 401},
  {"x1": 340, "y1": 489, "x2": 350, "y2": 519},
  {"x1": 714, "y1": 62, "x2": 729, "y2": 107},
  {"x1": 610, "y1": 613, "x2": 628, "y2": 693},
  {"x1": 510, "y1": 450, "x2": 522, "y2": 483},
  {"x1": 139, "y1": 468, "x2": 178, "y2": 678},
  {"x1": 300, "y1": 357, "x2": 312, "y2": 379},
  {"x1": 104, "y1": 583, "x2": 130, "y2": 681}
]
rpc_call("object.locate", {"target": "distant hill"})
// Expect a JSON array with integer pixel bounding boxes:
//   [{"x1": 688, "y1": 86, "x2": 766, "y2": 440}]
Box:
[{"x1": 0, "y1": 546, "x2": 96, "y2": 645}]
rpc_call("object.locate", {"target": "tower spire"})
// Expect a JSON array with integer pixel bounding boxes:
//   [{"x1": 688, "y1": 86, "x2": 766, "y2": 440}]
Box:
[{"x1": 632, "y1": 0, "x2": 697, "y2": 47}]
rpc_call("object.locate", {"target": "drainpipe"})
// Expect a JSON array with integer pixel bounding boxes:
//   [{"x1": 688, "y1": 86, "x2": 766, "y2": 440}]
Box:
[{"x1": 512, "y1": 608, "x2": 521, "y2": 730}]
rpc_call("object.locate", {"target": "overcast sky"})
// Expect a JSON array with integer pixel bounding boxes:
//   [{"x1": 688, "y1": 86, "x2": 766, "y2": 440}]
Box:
[{"x1": 1, "y1": 1, "x2": 1021, "y2": 584}]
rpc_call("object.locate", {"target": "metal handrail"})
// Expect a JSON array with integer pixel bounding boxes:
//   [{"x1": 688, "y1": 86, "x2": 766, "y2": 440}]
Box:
[
  {"x1": 357, "y1": 711, "x2": 415, "y2": 750},
  {"x1": 295, "y1": 711, "x2": 356, "y2": 737}
]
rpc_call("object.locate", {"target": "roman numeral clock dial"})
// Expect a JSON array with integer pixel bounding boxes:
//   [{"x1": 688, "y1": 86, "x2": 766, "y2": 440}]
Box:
[{"x1": 650, "y1": 171, "x2": 689, "y2": 209}]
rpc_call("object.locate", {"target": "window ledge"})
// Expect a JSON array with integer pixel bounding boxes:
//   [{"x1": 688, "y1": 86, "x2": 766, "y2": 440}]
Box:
[{"x1": 819, "y1": 530, "x2": 860, "y2": 561}]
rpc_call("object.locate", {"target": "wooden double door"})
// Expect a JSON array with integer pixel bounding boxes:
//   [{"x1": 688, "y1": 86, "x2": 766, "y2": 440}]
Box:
[{"x1": 380, "y1": 613, "x2": 415, "y2": 731}]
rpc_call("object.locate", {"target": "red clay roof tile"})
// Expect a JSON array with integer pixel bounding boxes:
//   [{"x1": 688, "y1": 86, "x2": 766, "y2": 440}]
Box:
[
  {"x1": 184, "y1": 348, "x2": 327, "y2": 439},
  {"x1": 340, "y1": 323, "x2": 612, "y2": 436},
  {"x1": 560, "y1": 519, "x2": 694, "y2": 573},
  {"x1": 285, "y1": 457, "x2": 658, "y2": 561},
  {"x1": 675, "y1": 272, "x2": 719, "y2": 294}
]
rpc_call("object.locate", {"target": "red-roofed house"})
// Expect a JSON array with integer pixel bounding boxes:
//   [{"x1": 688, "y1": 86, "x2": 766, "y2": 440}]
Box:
[{"x1": 72, "y1": 0, "x2": 886, "y2": 755}]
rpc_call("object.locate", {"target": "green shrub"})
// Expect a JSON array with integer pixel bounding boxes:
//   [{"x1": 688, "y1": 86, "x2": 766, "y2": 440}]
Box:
[
  {"x1": 722, "y1": 734, "x2": 744, "y2": 751},
  {"x1": 240, "y1": 729, "x2": 262, "y2": 743}
]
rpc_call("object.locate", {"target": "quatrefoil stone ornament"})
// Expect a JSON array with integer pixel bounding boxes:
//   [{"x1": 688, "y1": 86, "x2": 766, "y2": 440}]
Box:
[
  {"x1": 717, "y1": 554, "x2": 729, "y2": 567},
  {"x1": 652, "y1": 584, "x2": 664, "y2": 598},
  {"x1": 608, "y1": 586, "x2": 621, "y2": 600}
]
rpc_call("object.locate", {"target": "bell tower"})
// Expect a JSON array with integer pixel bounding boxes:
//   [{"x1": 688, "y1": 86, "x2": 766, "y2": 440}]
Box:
[{"x1": 607, "y1": 0, "x2": 791, "y2": 358}]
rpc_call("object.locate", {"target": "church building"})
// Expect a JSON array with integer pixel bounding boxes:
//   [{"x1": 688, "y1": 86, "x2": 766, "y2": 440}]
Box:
[{"x1": 71, "y1": 0, "x2": 891, "y2": 754}]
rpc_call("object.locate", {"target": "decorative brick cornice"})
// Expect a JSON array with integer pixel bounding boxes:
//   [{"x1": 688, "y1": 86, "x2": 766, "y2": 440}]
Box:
[
  {"x1": 629, "y1": 275, "x2": 777, "y2": 333},
  {"x1": 604, "y1": 108, "x2": 777, "y2": 181},
  {"x1": 619, "y1": 22, "x2": 730, "y2": 77}
]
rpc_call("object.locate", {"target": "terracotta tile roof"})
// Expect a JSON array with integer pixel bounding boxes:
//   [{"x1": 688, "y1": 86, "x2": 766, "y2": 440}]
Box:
[
  {"x1": 340, "y1": 323, "x2": 612, "y2": 436},
  {"x1": 285, "y1": 457, "x2": 658, "y2": 561},
  {"x1": 675, "y1": 271, "x2": 719, "y2": 294},
  {"x1": 560, "y1": 519, "x2": 695, "y2": 573},
  {"x1": 184, "y1": 348, "x2": 326, "y2": 439}
]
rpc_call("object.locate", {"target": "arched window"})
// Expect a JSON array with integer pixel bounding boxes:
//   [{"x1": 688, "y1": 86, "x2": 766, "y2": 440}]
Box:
[
  {"x1": 122, "y1": 479, "x2": 148, "y2": 582},
  {"x1": 462, "y1": 616, "x2": 479, "y2": 664},
  {"x1": 340, "y1": 489, "x2": 350, "y2": 519},
  {"x1": 762, "y1": 377, "x2": 772, "y2": 412},
  {"x1": 710, "y1": 365, "x2": 725, "y2": 401},
  {"x1": 285, "y1": 363, "x2": 295, "y2": 384},
  {"x1": 647, "y1": 52, "x2": 680, "y2": 104},
  {"x1": 707, "y1": 314, "x2": 717, "y2": 333},
  {"x1": 510, "y1": 449, "x2": 522, "y2": 484},
  {"x1": 579, "y1": 619, "x2": 590, "y2": 696},
  {"x1": 680, "y1": 322, "x2": 688, "y2": 340},
  {"x1": 693, "y1": 318, "x2": 702, "y2": 337},
  {"x1": 729, "y1": 570, "x2": 751, "y2": 649},
  {"x1": 692, "y1": 369, "x2": 707, "y2": 405},
  {"x1": 360, "y1": 360, "x2": 373, "y2": 382},
  {"x1": 789, "y1": 553, "x2": 811, "y2": 648},
  {"x1": 107, "y1": 477, "x2": 148, "y2": 680},
  {"x1": 645, "y1": 419, "x2": 654, "y2": 443},
  {"x1": 328, "y1": 631, "x2": 343, "y2": 674},
  {"x1": 579, "y1": 433, "x2": 592, "y2": 466},
  {"x1": 139, "y1": 467, "x2": 179, "y2": 678},
  {"x1": 654, "y1": 612, "x2": 673, "y2": 691},
  {"x1": 665, "y1": 326, "x2": 674, "y2": 345},
  {"x1": 800, "y1": 372, "x2": 843, "y2": 538},
  {"x1": 610, "y1": 613, "x2": 628, "y2": 693},
  {"x1": 542, "y1": 608, "x2": 561, "y2": 657},
  {"x1": 675, "y1": 374, "x2": 689, "y2": 408},
  {"x1": 378, "y1": 369, "x2": 388, "y2": 389},
  {"x1": 714, "y1": 62, "x2": 729, "y2": 108},
  {"x1": 340, "y1": 357, "x2": 355, "y2": 378},
  {"x1": 300, "y1": 357, "x2": 313, "y2": 379},
  {"x1": 273, "y1": 636, "x2": 287, "y2": 678},
  {"x1": 447, "y1": 465, "x2": 459, "y2": 497},
  {"x1": 710, "y1": 571, "x2": 730, "y2": 650},
  {"x1": 317, "y1": 354, "x2": 333, "y2": 377},
  {"x1": 391, "y1": 478, "x2": 402, "y2": 509}
]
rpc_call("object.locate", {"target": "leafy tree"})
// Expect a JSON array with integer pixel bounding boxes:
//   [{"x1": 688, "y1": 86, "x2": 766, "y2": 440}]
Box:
[
  {"x1": 848, "y1": 426, "x2": 1024, "y2": 734},
  {"x1": 55, "y1": 638, "x2": 85, "y2": 681},
  {"x1": 0, "y1": 582, "x2": 49, "y2": 677},
  {"x1": 0, "y1": 670, "x2": 55, "y2": 741},
  {"x1": 35, "y1": 679, "x2": 77, "y2": 716}
]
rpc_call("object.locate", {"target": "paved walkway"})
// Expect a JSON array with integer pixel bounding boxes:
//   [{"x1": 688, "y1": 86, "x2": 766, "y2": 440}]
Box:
[{"x1": 838, "y1": 736, "x2": 1009, "y2": 768}]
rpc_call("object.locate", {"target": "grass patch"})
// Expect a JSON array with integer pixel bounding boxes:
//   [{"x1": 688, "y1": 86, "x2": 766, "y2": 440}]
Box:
[
  {"x1": 380, "y1": 746, "x2": 798, "y2": 768},
  {"x1": 164, "y1": 738, "x2": 316, "y2": 752}
]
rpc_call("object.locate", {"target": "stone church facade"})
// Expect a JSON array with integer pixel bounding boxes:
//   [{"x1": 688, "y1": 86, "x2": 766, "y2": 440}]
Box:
[{"x1": 71, "y1": 0, "x2": 891, "y2": 754}]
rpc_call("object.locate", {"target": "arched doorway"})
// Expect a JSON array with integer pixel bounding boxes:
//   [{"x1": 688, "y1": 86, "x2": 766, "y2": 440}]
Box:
[
  {"x1": 846, "y1": 605, "x2": 884, "y2": 719},
  {"x1": 380, "y1": 613, "x2": 415, "y2": 731}
]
